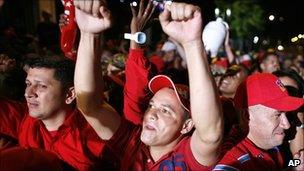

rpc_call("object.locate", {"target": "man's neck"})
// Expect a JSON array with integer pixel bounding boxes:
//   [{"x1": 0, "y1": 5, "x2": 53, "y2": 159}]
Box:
[
  {"x1": 42, "y1": 107, "x2": 71, "y2": 131},
  {"x1": 149, "y1": 137, "x2": 182, "y2": 161},
  {"x1": 247, "y1": 133, "x2": 269, "y2": 150}
]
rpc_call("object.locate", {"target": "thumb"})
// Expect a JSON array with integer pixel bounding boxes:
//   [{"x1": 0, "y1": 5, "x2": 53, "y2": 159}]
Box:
[
  {"x1": 99, "y1": 6, "x2": 111, "y2": 19},
  {"x1": 159, "y1": 6, "x2": 171, "y2": 26}
]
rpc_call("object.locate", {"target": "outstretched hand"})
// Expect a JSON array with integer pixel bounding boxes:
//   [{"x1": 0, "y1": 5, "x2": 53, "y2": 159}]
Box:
[
  {"x1": 159, "y1": 3, "x2": 202, "y2": 46},
  {"x1": 130, "y1": 0, "x2": 156, "y2": 33},
  {"x1": 75, "y1": 5, "x2": 111, "y2": 34}
]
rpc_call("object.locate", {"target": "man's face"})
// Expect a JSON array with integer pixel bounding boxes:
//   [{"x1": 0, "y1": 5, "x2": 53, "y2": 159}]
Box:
[
  {"x1": 279, "y1": 76, "x2": 298, "y2": 89},
  {"x1": 141, "y1": 88, "x2": 185, "y2": 146},
  {"x1": 261, "y1": 55, "x2": 280, "y2": 73},
  {"x1": 248, "y1": 105, "x2": 290, "y2": 149},
  {"x1": 25, "y1": 68, "x2": 66, "y2": 120},
  {"x1": 219, "y1": 70, "x2": 247, "y2": 98}
]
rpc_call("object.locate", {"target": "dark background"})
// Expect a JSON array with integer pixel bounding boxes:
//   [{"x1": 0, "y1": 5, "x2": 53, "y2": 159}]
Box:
[{"x1": 0, "y1": 0, "x2": 303, "y2": 49}]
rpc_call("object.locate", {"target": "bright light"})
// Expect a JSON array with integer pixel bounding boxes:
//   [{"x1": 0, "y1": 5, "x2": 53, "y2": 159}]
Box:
[
  {"x1": 131, "y1": 1, "x2": 137, "y2": 7},
  {"x1": 291, "y1": 37, "x2": 299, "y2": 42},
  {"x1": 226, "y1": 9, "x2": 231, "y2": 17},
  {"x1": 215, "y1": 8, "x2": 220, "y2": 16},
  {"x1": 262, "y1": 40, "x2": 268, "y2": 45},
  {"x1": 298, "y1": 34, "x2": 304, "y2": 39},
  {"x1": 269, "y1": 15, "x2": 275, "y2": 21},
  {"x1": 253, "y1": 36, "x2": 259, "y2": 44},
  {"x1": 277, "y1": 45, "x2": 284, "y2": 51}
]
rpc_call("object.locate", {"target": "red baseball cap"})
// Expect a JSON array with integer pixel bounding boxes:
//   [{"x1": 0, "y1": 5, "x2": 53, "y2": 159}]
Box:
[
  {"x1": 148, "y1": 75, "x2": 190, "y2": 112},
  {"x1": 234, "y1": 73, "x2": 304, "y2": 111}
]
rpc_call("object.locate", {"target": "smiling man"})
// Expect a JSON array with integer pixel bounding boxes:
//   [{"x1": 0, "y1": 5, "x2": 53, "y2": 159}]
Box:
[{"x1": 214, "y1": 73, "x2": 304, "y2": 171}]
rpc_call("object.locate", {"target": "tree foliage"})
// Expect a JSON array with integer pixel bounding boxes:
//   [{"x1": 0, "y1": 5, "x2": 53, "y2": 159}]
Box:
[{"x1": 215, "y1": 0, "x2": 264, "y2": 39}]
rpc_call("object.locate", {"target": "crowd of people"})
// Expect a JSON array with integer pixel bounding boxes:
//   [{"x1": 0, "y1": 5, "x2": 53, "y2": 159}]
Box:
[{"x1": 0, "y1": 0, "x2": 303, "y2": 170}]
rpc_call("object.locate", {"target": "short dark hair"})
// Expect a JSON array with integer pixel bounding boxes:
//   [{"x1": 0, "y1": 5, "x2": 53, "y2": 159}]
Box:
[
  {"x1": 24, "y1": 57, "x2": 75, "y2": 91},
  {"x1": 263, "y1": 52, "x2": 278, "y2": 62}
]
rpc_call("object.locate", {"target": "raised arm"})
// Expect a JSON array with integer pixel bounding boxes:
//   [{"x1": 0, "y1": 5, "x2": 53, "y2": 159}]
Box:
[
  {"x1": 224, "y1": 29, "x2": 235, "y2": 64},
  {"x1": 74, "y1": 1, "x2": 121, "y2": 140},
  {"x1": 124, "y1": 0, "x2": 156, "y2": 124},
  {"x1": 159, "y1": 3, "x2": 223, "y2": 165}
]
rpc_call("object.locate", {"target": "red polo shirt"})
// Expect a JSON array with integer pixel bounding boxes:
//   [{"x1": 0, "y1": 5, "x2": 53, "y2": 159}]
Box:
[
  {"x1": 0, "y1": 99, "x2": 118, "y2": 170},
  {"x1": 107, "y1": 118, "x2": 212, "y2": 171},
  {"x1": 214, "y1": 137, "x2": 283, "y2": 171}
]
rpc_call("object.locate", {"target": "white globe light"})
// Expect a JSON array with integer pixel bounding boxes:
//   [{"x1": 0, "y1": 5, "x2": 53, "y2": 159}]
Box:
[
  {"x1": 277, "y1": 45, "x2": 284, "y2": 51},
  {"x1": 226, "y1": 9, "x2": 231, "y2": 17},
  {"x1": 253, "y1": 36, "x2": 259, "y2": 44}
]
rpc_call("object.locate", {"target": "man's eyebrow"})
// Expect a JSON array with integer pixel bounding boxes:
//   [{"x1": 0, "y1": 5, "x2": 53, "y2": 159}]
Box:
[
  {"x1": 161, "y1": 104, "x2": 176, "y2": 113},
  {"x1": 26, "y1": 78, "x2": 51, "y2": 85}
]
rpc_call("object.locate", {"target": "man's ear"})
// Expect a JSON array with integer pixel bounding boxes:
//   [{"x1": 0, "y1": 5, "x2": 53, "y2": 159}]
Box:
[
  {"x1": 65, "y1": 87, "x2": 76, "y2": 104},
  {"x1": 181, "y1": 119, "x2": 194, "y2": 134}
]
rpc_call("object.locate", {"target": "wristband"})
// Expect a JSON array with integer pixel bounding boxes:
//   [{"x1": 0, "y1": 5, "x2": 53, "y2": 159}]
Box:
[{"x1": 124, "y1": 32, "x2": 146, "y2": 44}]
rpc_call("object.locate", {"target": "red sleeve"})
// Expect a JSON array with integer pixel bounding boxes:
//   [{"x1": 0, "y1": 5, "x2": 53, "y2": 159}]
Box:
[
  {"x1": 0, "y1": 99, "x2": 26, "y2": 139},
  {"x1": 123, "y1": 48, "x2": 152, "y2": 125}
]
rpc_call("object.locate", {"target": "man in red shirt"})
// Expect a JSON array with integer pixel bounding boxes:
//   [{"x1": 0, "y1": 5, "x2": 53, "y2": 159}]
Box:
[
  {"x1": 75, "y1": 1, "x2": 223, "y2": 170},
  {"x1": 0, "y1": 57, "x2": 117, "y2": 170},
  {"x1": 213, "y1": 73, "x2": 304, "y2": 171}
]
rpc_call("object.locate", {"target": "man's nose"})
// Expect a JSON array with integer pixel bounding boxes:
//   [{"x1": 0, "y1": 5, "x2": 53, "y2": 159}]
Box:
[
  {"x1": 24, "y1": 86, "x2": 37, "y2": 98},
  {"x1": 280, "y1": 113, "x2": 291, "y2": 130}
]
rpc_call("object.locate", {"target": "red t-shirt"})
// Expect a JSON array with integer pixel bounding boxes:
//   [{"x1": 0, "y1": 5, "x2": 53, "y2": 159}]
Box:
[
  {"x1": 0, "y1": 99, "x2": 118, "y2": 170},
  {"x1": 107, "y1": 118, "x2": 212, "y2": 171},
  {"x1": 214, "y1": 137, "x2": 283, "y2": 171}
]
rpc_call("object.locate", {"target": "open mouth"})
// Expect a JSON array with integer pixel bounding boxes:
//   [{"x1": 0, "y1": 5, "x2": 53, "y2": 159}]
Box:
[
  {"x1": 27, "y1": 102, "x2": 39, "y2": 108},
  {"x1": 275, "y1": 132, "x2": 285, "y2": 137},
  {"x1": 145, "y1": 124, "x2": 156, "y2": 131}
]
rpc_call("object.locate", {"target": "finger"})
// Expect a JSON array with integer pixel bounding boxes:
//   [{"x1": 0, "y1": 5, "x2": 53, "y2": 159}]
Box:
[
  {"x1": 60, "y1": 14, "x2": 68, "y2": 21},
  {"x1": 193, "y1": 7, "x2": 202, "y2": 20},
  {"x1": 159, "y1": 6, "x2": 170, "y2": 27},
  {"x1": 170, "y1": 3, "x2": 178, "y2": 20},
  {"x1": 143, "y1": 0, "x2": 153, "y2": 17},
  {"x1": 92, "y1": 0, "x2": 101, "y2": 17},
  {"x1": 184, "y1": 5, "x2": 193, "y2": 19},
  {"x1": 84, "y1": 0, "x2": 93, "y2": 14},
  {"x1": 99, "y1": 6, "x2": 111, "y2": 21},
  {"x1": 141, "y1": 1, "x2": 154, "y2": 30},
  {"x1": 77, "y1": 0, "x2": 85, "y2": 11},
  {"x1": 147, "y1": 3, "x2": 156, "y2": 21},
  {"x1": 138, "y1": 0, "x2": 145, "y2": 17},
  {"x1": 130, "y1": 3, "x2": 137, "y2": 17},
  {"x1": 176, "y1": 3, "x2": 186, "y2": 21},
  {"x1": 73, "y1": 0, "x2": 79, "y2": 9}
]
